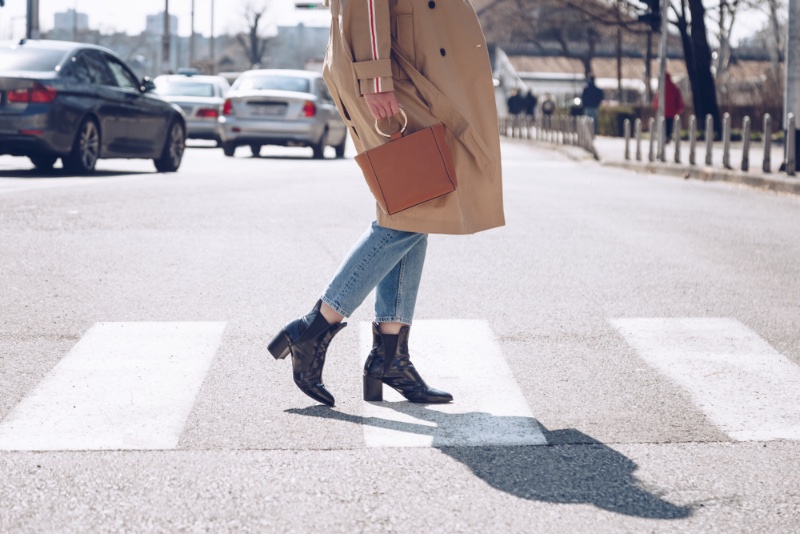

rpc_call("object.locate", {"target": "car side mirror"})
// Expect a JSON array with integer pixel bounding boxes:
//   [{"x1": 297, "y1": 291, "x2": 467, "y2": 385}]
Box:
[{"x1": 141, "y1": 77, "x2": 156, "y2": 93}]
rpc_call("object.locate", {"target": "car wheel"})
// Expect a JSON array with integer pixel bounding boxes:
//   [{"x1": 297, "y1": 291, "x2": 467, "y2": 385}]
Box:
[
  {"x1": 222, "y1": 142, "x2": 236, "y2": 157},
  {"x1": 29, "y1": 154, "x2": 58, "y2": 170},
  {"x1": 250, "y1": 144, "x2": 262, "y2": 157},
  {"x1": 312, "y1": 129, "x2": 327, "y2": 160},
  {"x1": 154, "y1": 121, "x2": 186, "y2": 173},
  {"x1": 334, "y1": 130, "x2": 347, "y2": 159},
  {"x1": 62, "y1": 118, "x2": 100, "y2": 175}
]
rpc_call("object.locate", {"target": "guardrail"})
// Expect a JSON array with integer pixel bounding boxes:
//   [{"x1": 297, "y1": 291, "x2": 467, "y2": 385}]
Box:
[
  {"x1": 499, "y1": 115, "x2": 599, "y2": 159},
  {"x1": 623, "y1": 113, "x2": 797, "y2": 177}
]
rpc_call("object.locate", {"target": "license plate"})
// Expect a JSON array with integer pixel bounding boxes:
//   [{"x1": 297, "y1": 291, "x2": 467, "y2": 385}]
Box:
[{"x1": 249, "y1": 104, "x2": 286, "y2": 117}]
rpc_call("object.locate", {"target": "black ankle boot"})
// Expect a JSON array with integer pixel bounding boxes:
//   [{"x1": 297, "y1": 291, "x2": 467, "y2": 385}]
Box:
[
  {"x1": 268, "y1": 300, "x2": 346, "y2": 407},
  {"x1": 363, "y1": 323, "x2": 453, "y2": 404}
]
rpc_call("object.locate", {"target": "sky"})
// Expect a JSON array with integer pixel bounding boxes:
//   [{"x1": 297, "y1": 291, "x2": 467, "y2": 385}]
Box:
[
  {"x1": 0, "y1": 0, "x2": 331, "y2": 40},
  {"x1": 0, "y1": 0, "x2": 772, "y2": 44}
]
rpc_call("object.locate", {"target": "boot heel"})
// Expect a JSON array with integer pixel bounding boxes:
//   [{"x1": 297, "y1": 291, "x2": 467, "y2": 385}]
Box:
[
  {"x1": 267, "y1": 332, "x2": 291, "y2": 360},
  {"x1": 363, "y1": 376, "x2": 383, "y2": 401}
]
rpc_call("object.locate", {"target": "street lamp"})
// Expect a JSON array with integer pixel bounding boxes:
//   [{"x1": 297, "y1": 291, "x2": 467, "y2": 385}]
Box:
[
  {"x1": 162, "y1": 0, "x2": 171, "y2": 73},
  {"x1": 210, "y1": 0, "x2": 215, "y2": 73}
]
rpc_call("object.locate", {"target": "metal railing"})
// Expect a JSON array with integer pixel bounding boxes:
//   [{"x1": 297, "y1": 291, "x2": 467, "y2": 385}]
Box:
[
  {"x1": 499, "y1": 114, "x2": 598, "y2": 159},
  {"x1": 623, "y1": 113, "x2": 798, "y2": 177}
]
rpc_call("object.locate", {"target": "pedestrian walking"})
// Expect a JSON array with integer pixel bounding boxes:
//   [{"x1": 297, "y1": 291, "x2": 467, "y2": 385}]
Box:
[
  {"x1": 507, "y1": 88, "x2": 524, "y2": 116},
  {"x1": 524, "y1": 90, "x2": 538, "y2": 119},
  {"x1": 652, "y1": 71, "x2": 685, "y2": 141},
  {"x1": 268, "y1": 0, "x2": 505, "y2": 407},
  {"x1": 541, "y1": 93, "x2": 556, "y2": 117},
  {"x1": 581, "y1": 74, "x2": 604, "y2": 134}
]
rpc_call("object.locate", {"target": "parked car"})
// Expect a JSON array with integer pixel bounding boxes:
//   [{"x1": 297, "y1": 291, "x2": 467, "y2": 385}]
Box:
[
  {"x1": 153, "y1": 73, "x2": 229, "y2": 145},
  {"x1": 0, "y1": 39, "x2": 186, "y2": 174},
  {"x1": 218, "y1": 69, "x2": 347, "y2": 159}
]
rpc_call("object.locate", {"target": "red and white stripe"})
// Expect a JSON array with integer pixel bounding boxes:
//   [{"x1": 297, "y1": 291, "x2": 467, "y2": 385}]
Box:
[{"x1": 367, "y1": 0, "x2": 381, "y2": 92}]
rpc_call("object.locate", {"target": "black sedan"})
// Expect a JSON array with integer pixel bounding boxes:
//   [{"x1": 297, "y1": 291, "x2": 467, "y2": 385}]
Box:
[{"x1": 0, "y1": 40, "x2": 186, "y2": 174}]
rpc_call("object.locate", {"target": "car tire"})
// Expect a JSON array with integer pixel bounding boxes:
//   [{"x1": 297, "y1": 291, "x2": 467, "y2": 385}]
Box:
[
  {"x1": 62, "y1": 118, "x2": 100, "y2": 175},
  {"x1": 334, "y1": 130, "x2": 347, "y2": 159},
  {"x1": 312, "y1": 129, "x2": 327, "y2": 160},
  {"x1": 154, "y1": 121, "x2": 186, "y2": 173},
  {"x1": 250, "y1": 144, "x2": 262, "y2": 157},
  {"x1": 29, "y1": 154, "x2": 58, "y2": 170},
  {"x1": 222, "y1": 142, "x2": 236, "y2": 157}
]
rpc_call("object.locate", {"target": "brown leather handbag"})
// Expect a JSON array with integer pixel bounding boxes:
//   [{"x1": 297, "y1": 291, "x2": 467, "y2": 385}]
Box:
[{"x1": 354, "y1": 110, "x2": 458, "y2": 215}]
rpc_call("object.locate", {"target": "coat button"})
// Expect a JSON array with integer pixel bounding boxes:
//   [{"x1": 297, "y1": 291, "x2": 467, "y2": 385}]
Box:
[
  {"x1": 440, "y1": 48, "x2": 446, "y2": 57},
  {"x1": 428, "y1": 1, "x2": 435, "y2": 7}
]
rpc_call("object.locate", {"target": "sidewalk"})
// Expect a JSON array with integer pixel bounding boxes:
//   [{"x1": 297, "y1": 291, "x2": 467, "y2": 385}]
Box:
[{"x1": 592, "y1": 135, "x2": 800, "y2": 196}]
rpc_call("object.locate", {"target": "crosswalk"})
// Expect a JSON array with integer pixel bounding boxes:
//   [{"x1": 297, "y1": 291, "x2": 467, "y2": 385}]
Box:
[{"x1": 1, "y1": 318, "x2": 799, "y2": 451}]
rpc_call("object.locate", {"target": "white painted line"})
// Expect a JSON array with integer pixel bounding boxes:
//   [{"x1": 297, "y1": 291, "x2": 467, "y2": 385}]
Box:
[
  {"x1": 360, "y1": 320, "x2": 547, "y2": 448},
  {"x1": 611, "y1": 318, "x2": 800, "y2": 441},
  {"x1": 0, "y1": 322, "x2": 226, "y2": 451}
]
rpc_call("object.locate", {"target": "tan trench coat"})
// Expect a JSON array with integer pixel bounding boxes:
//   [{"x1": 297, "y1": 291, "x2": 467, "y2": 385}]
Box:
[{"x1": 322, "y1": 0, "x2": 505, "y2": 235}]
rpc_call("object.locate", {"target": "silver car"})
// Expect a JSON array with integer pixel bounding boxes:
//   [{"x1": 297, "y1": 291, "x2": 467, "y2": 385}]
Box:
[
  {"x1": 154, "y1": 74, "x2": 229, "y2": 144},
  {"x1": 218, "y1": 69, "x2": 348, "y2": 159}
]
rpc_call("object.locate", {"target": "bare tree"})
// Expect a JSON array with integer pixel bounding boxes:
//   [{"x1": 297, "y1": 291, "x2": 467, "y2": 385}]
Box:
[{"x1": 238, "y1": 1, "x2": 275, "y2": 68}]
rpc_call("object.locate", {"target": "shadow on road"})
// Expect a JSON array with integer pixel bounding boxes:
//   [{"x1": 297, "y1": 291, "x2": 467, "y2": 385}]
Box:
[
  {"x1": 0, "y1": 169, "x2": 152, "y2": 179},
  {"x1": 287, "y1": 404, "x2": 692, "y2": 520}
]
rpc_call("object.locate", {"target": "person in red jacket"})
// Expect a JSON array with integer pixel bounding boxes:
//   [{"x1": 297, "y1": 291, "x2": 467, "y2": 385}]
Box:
[{"x1": 653, "y1": 72, "x2": 685, "y2": 142}]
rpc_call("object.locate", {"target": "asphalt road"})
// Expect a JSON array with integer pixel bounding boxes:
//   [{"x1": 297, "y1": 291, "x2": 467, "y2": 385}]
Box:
[{"x1": 1, "y1": 139, "x2": 799, "y2": 532}]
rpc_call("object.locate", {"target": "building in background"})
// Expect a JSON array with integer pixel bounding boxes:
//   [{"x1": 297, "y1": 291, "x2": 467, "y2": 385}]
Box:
[
  {"x1": 54, "y1": 9, "x2": 89, "y2": 34},
  {"x1": 145, "y1": 12, "x2": 178, "y2": 36}
]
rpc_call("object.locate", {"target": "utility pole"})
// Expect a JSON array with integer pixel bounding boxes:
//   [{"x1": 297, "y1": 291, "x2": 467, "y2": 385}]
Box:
[
  {"x1": 162, "y1": 0, "x2": 171, "y2": 73},
  {"x1": 656, "y1": 0, "x2": 669, "y2": 157},
  {"x1": 190, "y1": 0, "x2": 195, "y2": 68},
  {"x1": 786, "y1": 0, "x2": 800, "y2": 157},
  {"x1": 26, "y1": 0, "x2": 40, "y2": 39},
  {"x1": 210, "y1": 0, "x2": 216, "y2": 73},
  {"x1": 72, "y1": 2, "x2": 77, "y2": 41}
]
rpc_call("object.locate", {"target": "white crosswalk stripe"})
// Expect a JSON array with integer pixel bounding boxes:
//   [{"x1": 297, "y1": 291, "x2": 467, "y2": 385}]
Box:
[
  {"x1": 2, "y1": 318, "x2": 800, "y2": 451},
  {"x1": 611, "y1": 318, "x2": 800, "y2": 441},
  {"x1": 359, "y1": 320, "x2": 548, "y2": 448},
  {"x1": 0, "y1": 322, "x2": 226, "y2": 451}
]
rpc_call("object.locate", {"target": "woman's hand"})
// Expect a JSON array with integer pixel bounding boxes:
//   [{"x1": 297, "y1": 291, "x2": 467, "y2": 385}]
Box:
[{"x1": 364, "y1": 91, "x2": 401, "y2": 121}]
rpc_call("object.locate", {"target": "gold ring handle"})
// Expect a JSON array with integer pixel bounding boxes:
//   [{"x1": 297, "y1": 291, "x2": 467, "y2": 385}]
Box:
[{"x1": 375, "y1": 109, "x2": 408, "y2": 138}]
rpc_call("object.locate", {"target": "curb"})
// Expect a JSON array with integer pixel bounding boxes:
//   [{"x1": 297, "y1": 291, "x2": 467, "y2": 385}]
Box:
[{"x1": 602, "y1": 160, "x2": 800, "y2": 196}]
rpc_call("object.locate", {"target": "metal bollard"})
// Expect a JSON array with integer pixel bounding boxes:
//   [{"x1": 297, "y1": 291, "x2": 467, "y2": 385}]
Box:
[
  {"x1": 648, "y1": 117, "x2": 656, "y2": 162},
  {"x1": 689, "y1": 115, "x2": 697, "y2": 165},
  {"x1": 763, "y1": 114, "x2": 772, "y2": 173},
  {"x1": 624, "y1": 119, "x2": 631, "y2": 160},
  {"x1": 658, "y1": 116, "x2": 666, "y2": 162},
  {"x1": 787, "y1": 113, "x2": 796, "y2": 176},
  {"x1": 705, "y1": 114, "x2": 714, "y2": 166},
  {"x1": 674, "y1": 115, "x2": 682, "y2": 163},
  {"x1": 741, "y1": 116, "x2": 751, "y2": 172},
  {"x1": 722, "y1": 112, "x2": 732, "y2": 169},
  {"x1": 635, "y1": 118, "x2": 643, "y2": 161}
]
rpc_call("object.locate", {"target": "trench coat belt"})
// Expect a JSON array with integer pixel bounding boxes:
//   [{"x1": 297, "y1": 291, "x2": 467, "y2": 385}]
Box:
[{"x1": 390, "y1": 41, "x2": 499, "y2": 181}]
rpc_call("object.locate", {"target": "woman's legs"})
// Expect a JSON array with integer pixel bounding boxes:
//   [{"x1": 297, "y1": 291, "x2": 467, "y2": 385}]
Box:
[
  {"x1": 271, "y1": 220, "x2": 431, "y2": 406},
  {"x1": 321, "y1": 221, "x2": 428, "y2": 327}
]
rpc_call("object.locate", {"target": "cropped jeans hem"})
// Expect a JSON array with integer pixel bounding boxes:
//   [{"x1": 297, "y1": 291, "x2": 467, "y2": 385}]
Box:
[
  {"x1": 320, "y1": 295, "x2": 352, "y2": 319},
  {"x1": 373, "y1": 316, "x2": 413, "y2": 325}
]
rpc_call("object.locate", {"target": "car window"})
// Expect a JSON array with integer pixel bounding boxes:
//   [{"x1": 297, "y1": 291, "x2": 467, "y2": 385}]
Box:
[
  {"x1": 104, "y1": 56, "x2": 140, "y2": 91},
  {"x1": 0, "y1": 47, "x2": 67, "y2": 72},
  {"x1": 63, "y1": 54, "x2": 93, "y2": 83},
  {"x1": 155, "y1": 81, "x2": 215, "y2": 97},
  {"x1": 316, "y1": 79, "x2": 332, "y2": 101},
  {"x1": 81, "y1": 51, "x2": 116, "y2": 86},
  {"x1": 234, "y1": 75, "x2": 310, "y2": 93}
]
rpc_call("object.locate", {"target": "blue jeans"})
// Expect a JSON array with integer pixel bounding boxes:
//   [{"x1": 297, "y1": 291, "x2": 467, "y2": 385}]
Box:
[{"x1": 322, "y1": 221, "x2": 428, "y2": 325}]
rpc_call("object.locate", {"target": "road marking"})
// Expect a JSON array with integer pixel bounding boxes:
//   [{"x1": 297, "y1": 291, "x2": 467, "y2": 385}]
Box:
[
  {"x1": 611, "y1": 318, "x2": 800, "y2": 441},
  {"x1": 360, "y1": 320, "x2": 547, "y2": 448},
  {"x1": 0, "y1": 322, "x2": 226, "y2": 451}
]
